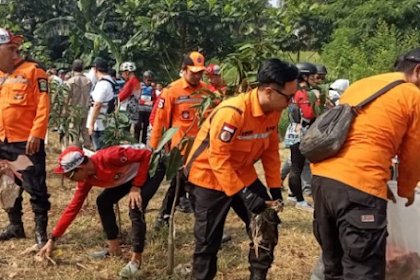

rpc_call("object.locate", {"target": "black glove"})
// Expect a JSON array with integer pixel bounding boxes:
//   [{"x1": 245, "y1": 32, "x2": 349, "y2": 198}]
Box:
[
  {"x1": 239, "y1": 188, "x2": 266, "y2": 214},
  {"x1": 270, "y1": 188, "x2": 283, "y2": 201}
]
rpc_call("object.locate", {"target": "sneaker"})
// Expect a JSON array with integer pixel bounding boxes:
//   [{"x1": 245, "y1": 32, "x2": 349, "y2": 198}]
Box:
[
  {"x1": 295, "y1": 201, "x2": 314, "y2": 213},
  {"x1": 221, "y1": 231, "x2": 232, "y2": 244},
  {"x1": 119, "y1": 260, "x2": 140, "y2": 278},
  {"x1": 89, "y1": 249, "x2": 110, "y2": 259},
  {"x1": 287, "y1": 195, "x2": 297, "y2": 203},
  {"x1": 177, "y1": 197, "x2": 193, "y2": 213},
  {"x1": 153, "y1": 216, "x2": 169, "y2": 230}
]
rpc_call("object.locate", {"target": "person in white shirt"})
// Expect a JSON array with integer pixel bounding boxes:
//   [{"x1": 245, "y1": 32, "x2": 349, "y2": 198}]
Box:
[
  {"x1": 86, "y1": 57, "x2": 115, "y2": 151},
  {"x1": 328, "y1": 79, "x2": 350, "y2": 105}
]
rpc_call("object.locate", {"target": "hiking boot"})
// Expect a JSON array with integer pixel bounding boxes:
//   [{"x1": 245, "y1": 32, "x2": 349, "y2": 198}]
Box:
[
  {"x1": 250, "y1": 268, "x2": 267, "y2": 280},
  {"x1": 153, "y1": 216, "x2": 169, "y2": 230},
  {"x1": 295, "y1": 201, "x2": 314, "y2": 213},
  {"x1": 0, "y1": 224, "x2": 26, "y2": 241},
  {"x1": 35, "y1": 214, "x2": 48, "y2": 249},
  {"x1": 119, "y1": 260, "x2": 140, "y2": 278},
  {"x1": 177, "y1": 197, "x2": 193, "y2": 213}
]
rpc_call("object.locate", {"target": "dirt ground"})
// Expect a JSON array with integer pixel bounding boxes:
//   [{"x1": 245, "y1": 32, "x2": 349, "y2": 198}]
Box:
[{"x1": 0, "y1": 140, "x2": 319, "y2": 280}]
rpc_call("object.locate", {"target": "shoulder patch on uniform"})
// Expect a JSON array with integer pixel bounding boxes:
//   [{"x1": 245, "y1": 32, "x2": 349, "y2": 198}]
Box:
[
  {"x1": 38, "y1": 78, "x2": 49, "y2": 93},
  {"x1": 219, "y1": 122, "x2": 237, "y2": 143},
  {"x1": 158, "y1": 98, "x2": 165, "y2": 109}
]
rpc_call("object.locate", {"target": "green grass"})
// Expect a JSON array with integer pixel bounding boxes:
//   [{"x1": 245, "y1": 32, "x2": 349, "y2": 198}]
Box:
[{"x1": 0, "y1": 136, "x2": 319, "y2": 280}]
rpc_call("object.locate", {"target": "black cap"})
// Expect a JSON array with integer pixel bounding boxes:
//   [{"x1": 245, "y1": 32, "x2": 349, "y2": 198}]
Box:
[{"x1": 91, "y1": 57, "x2": 108, "y2": 72}]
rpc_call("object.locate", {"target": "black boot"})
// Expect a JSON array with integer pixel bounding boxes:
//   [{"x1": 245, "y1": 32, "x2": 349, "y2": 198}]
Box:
[
  {"x1": 0, "y1": 224, "x2": 26, "y2": 240},
  {"x1": 35, "y1": 213, "x2": 48, "y2": 249},
  {"x1": 249, "y1": 267, "x2": 268, "y2": 280}
]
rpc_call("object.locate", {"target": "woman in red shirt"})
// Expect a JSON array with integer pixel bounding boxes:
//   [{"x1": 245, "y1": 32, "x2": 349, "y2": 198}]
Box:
[{"x1": 287, "y1": 62, "x2": 318, "y2": 212}]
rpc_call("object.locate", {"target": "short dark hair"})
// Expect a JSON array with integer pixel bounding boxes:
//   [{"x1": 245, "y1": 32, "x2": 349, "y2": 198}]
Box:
[
  {"x1": 109, "y1": 69, "x2": 117, "y2": 77},
  {"x1": 72, "y1": 59, "x2": 84, "y2": 72},
  {"x1": 257, "y1": 58, "x2": 299, "y2": 88},
  {"x1": 395, "y1": 48, "x2": 420, "y2": 73}
]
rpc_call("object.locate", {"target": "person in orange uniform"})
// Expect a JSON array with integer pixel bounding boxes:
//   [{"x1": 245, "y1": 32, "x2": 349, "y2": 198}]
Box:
[
  {"x1": 185, "y1": 59, "x2": 299, "y2": 280},
  {"x1": 311, "y1": 47, "x2": 420, "y2": 280},
  {"x1": 0, "y1": 28, "x2": 50, "y2": 248},
  {"x1": 150, "y1": 51, "x2": 209, "y2": 227},
  {"x1": 205, "y1": 63, "x2": 226, "y2": 93}
]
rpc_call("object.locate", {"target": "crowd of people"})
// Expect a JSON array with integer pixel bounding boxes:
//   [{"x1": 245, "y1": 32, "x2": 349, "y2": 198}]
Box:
[{"x1": 1, "y1": 26, "x2": 420, "y2": 280}]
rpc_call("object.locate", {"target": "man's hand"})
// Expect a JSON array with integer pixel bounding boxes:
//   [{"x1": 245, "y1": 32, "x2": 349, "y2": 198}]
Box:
[
  {"x1": 144, "y1": 101, "x2": 153, "y2": 106},
  {"x1": 128, "y1": 187, "x2": 142, "y2": 209},
  {"x1": 88, "y1": 126, "x2": 94, "y2": 136},
  {"x1": 26, "y1": 136, "x2": 41, "y2": 155},
  {"x1": 406, "y1": 192, "x2": 415, "y2": 207},
  {"x1": 37, "y1": 239, "x2": 55, "y2": 258}
]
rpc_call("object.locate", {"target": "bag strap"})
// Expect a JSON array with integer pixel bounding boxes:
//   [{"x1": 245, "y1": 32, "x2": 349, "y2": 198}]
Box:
[{"x1": 356, "y1": 80, "x2": 405, "y2": 109}]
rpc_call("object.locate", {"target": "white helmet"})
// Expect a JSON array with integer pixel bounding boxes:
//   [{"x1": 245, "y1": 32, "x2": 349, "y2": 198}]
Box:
[{"x1": 120, "y1": 61, "x2": 136, "y2": 72}]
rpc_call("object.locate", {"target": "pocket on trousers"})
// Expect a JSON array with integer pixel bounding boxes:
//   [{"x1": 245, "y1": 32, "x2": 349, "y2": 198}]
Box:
[{"x1": 343, "y1": 209, "x2": 387, "y2": 261}]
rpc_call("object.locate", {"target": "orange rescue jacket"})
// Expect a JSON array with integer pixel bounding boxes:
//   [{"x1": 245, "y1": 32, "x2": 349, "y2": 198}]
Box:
[
  {"x1": 311, "y1": 72, "x2": 420, "y2": 200},
  {"x1": 0, "y1": 58, "x2": 50, "y2": 142},
  {"x1": 149, "y1": 77, "x2": 209, "y2": 151},
  {"x1": 185, "y1": 88, "x2": 282, "y2": 196}
]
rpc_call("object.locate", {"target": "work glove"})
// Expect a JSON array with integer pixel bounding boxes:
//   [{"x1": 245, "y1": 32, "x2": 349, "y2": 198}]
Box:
[{"x1": 239, "y1": 188, "x2": 266, "y2": 214}]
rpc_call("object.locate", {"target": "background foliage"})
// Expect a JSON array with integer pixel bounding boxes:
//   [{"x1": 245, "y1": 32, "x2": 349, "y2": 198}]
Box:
[{"x1": 1, "y1": 0, "x2": 419, "y2": 84}]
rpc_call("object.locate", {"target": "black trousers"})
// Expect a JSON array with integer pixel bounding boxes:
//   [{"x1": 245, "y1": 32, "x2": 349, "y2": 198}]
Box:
[
  {"x1": 135, "y1": 111, "x2": 151, "y2": 144},
  {"x1": 192, "y1": 179, "x2": 279, "y2": 280},
  {"x1": 0, "y1": 140, "x2": 50, "y2": 224},
  {"x1": 312, "y1": 176, "x2": 387, "y2": 280},
  {"x1": 96, "y1": 174, "x2": 161, "y2": 253},
  {"x1": 289, "y1": 143, "x2": 305, "y2": 201},
  {"x1": 158, "y1": 172, "x2": 192, "y2": 219}
]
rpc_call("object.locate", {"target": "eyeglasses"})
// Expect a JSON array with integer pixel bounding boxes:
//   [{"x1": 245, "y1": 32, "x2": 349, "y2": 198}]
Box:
[{"x1": 270, "y1": 87, "x2": 295, "y2": 101}]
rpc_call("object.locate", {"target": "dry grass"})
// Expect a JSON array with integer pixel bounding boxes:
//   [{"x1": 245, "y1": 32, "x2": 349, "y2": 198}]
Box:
[{"x1": 0, "y1": 140, "x2": 319, "y2": 280}]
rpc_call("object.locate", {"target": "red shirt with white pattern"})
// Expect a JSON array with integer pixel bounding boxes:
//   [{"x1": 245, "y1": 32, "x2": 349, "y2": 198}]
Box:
[{"x1": 51, "y1": 145, "x2": 151, "y2": 238}]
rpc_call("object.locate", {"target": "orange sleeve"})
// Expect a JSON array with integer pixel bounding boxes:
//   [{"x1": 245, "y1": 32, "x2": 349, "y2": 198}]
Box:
[
  {"x1": 397, "y1": 101, "x2": 420, "y2": 198},
  {"x1": 150, "y1": 88, "x2": 172, "y2": 149},
  {"x1": 30, "y1": 67, "x2": 50, "y2": 139},
  {"x1": 207, "y1": 109, "x2": 244, "y2": 196},
  {"x1": 260, "y1": 126, "x2": 281, "y2": 188}
]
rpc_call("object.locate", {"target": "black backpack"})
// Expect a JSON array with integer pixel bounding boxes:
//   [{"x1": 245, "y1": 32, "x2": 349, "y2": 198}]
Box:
[
  {"x1": 300, "y1": 80, "x2": 404, "y2": 163},
  {"x1": 90, "y1": 78, "x2": 118, "y2": 114}
]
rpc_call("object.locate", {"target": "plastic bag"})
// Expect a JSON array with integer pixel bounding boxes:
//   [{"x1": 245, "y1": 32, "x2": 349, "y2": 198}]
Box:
[
  {"x1": 310, "y1": 182, "x2": 420, "y2": 280},
  {"x1": 386, "y1": 182, "x2": 420, "y2": 280},
  {"x1": 0, "y1": 155, "x2": 33, "y2": 209}
]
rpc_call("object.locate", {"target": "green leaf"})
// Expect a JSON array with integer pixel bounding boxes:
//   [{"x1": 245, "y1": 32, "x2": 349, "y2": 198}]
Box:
[
  {"x1": 165, "y1": 147, "x2": 183, "y2": 181},
  {"x1": 148, "y1": 152, "x2": 161, "y2": 177},
  {"x1": 155, "y1": 127, "x2": 180, "y2": 153}
]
